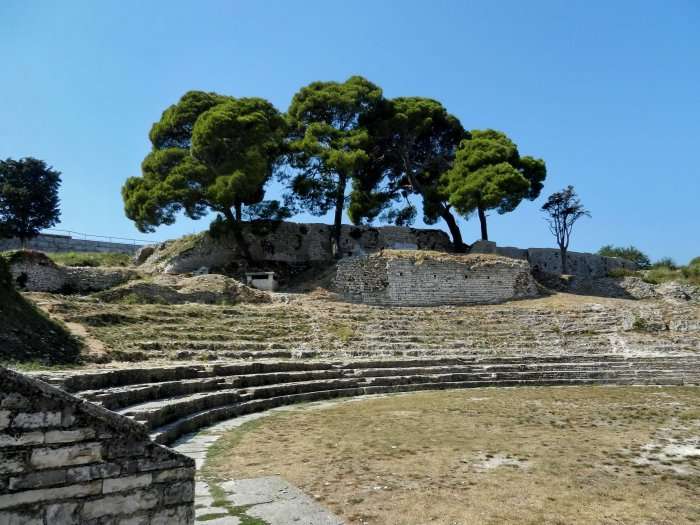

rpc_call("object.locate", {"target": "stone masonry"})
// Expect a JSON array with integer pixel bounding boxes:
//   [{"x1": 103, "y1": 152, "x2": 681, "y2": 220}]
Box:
[
  {"x1": 334, "y1": 251, "x2": 539, "y2": 306},
  {"x1": 0, "y1": 367, "x2": 194, "y2": 525},
  {"x1": 8, "y1": 252, "x2": 138, "y2": 293},
  {"x1": 0, "y1": 234, "x2": 140, "y2": 255}
]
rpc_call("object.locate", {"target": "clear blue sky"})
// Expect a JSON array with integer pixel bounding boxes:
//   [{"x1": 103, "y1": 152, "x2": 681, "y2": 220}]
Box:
[{"x1": 2, "y1": 0, "x2": 698, "y2": 263}]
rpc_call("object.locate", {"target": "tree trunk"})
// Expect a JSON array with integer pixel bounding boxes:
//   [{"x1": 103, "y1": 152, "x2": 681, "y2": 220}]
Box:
[
  {"x1": 478, "y1": 206, "x2": 488, "y2": 241},
  {"x1": 223, "y1": 208, "x2": 252, "y2": 260},
  {"x1": 234, "y1": 202, "x2": 242, "y2": 222},
  {"x1": 560, "y1": 246, "x2": 568, "y2": 275},
  {"x1": 440, "y1": 209, "x2": 466, "y2": 253},
  {"x1": 332, "y1": 172, "x2": 348, "y2": 258}
]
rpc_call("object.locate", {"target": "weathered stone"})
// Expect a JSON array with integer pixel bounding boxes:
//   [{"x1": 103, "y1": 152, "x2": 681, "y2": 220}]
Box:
[
  {"x1": 117, "y1": 514, "x2": 149, "y2": 525},
  {"x1": 30, "y1": 442, "x2": 102, "y2": 469},
  {"x1": 66, "y1": 462, "x2": 121, "y2": 483},
  {"x1": 0, "y1": 409, "x2": 11, "y2": 429},
  {"x1": 45, "y1": 428, "x2": 96, "y2": 444},
  {"x1": 9, "y1": 468, "x2": 68, "y2": 490},
  {"x1": 151, "y1": 504, "x2": 194, "y2": 525},
  {"x1": 162, "y1": 480, "x2": 195, "y2": 505},
  {"x1": 44, "y1": 502, "x2": 79, "y2": 525},
  {"x1": 0, "y1": 450, "x2": 27, "y2": 474},
  {"x1": 12, "y1": 411, "x2": 61, "y2": 429},
  {"x1": 152, "y1": 467, "x2": 195, "y2": 483},
  {"x1": 0, "y1": 432, "x2": 45, "y2": 447},
  {"x1": 81, "y1": 490, "x2": 159, "y2": 520},
  {"x1": 0, "y1": 481, "x2": 101, "y2": 509},
  {"x1": 1, "y1": 393, "x2": 30, "y2": 410},
  {"x1": 102, "y1": 473, "x2": 152, "y2": 494},
  {"x1": 0, "y1": 509, "x2": 43, "y2": 525}
]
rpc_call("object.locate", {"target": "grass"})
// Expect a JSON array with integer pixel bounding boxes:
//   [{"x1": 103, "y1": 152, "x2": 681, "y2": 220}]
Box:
[
  {"x1": 44, "y1": 251, "x2": 133, "y2": 267},
  {"x1": 204, "y1": 387, "x2": 700, "y2": 525},
  {"x1": 0, "y1": 284, "x2": 83, "y2": 365}
]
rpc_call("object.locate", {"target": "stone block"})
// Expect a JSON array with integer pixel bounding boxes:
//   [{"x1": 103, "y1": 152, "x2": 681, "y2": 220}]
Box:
[
  {"x1": 0, "y1": 509, "x2": 43, "y2": 525},
  {"x1": 0, "y1": 481, "x2": 101, "y2": 509},
  {"x1": 45, "y1": 502, "x2": 79, "y2": 525},
  {"x1": 151, "y1": 505, "x2": 194, "y2": 525},
  {"x1": 162, "y1": 480, "x2": 195, "y2": 505},
  {"x1": 81, "y1": 490, "x2": 159, "y2": 520},
  {"x1": 0, "y1": 450, "x2": 27, "y2": 474},
  {"x1": 102, "y1": 473, "x2": 152, "y2": 494},
  {"x1": 152, "y1": 467, "x2": 195, "y2": 483},
  {"x1": 12, "y1": 411, "x2": 62, "y2": 429},
  {"x1": 45, "y1": 428, "x2": 96, "y2": 444},
  {"x1": 0, "y1": 431, "x2": 45, "y2": 447},
  {"x1": 9, "y1": 468, "x2": 68, "y2": 490},
  {"x1": 66, "y1": 462, "x2": 121, "y2": 483},
  {"x1": 0, "y1": 393, "x2": 30, "y2": 410},
  {"x1": 30, "y1": 442, "x2": 102, "y2": 469},
  {"x1": 0, "y1": 410, "x2": 11, "y2": 429},
  {"x1": 117, "y1": 514, "x2": 149, "y2": 525}
]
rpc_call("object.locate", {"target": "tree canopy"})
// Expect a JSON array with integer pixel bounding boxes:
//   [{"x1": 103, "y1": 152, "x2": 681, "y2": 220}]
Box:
[
  {"x1": 285, "y1": 76, "x2": 383, "y2": 254},
  {"x1": 123, "y1": 92, "x2": 287, "y2": 233},
  {"x1": 441, "y1": 129, "x2": 546, "y2": 241},
  {"x1": 349, "y1": 97, "x2": 467, "y2": 250},
  {"x1": 0, "y1": 157, "x2": 61, "y2": 245},
  {"x1": 598, "y1": 245, "x2": 651, "y2": 269}
]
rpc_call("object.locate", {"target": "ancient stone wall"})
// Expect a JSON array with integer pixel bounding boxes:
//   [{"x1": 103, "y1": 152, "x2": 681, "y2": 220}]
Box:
[
  {"x1": 334, "y1": 251, "x2": 539, "y2": 306},
  {"x1": 0, "y1": 234, "x2": 140, "y2": 254},
  {"x1": 8, "y1": 253, "x2": 138, "y2": 293},
  {"x1": 0, "y1": 367, "x2": 195, "y2": 525},
  {"x1": 468, "y1": 240, "x2": 637, "y2": 278},
  {"x1": 141, "y1": 222, "x2": 452, "y2": 274}
]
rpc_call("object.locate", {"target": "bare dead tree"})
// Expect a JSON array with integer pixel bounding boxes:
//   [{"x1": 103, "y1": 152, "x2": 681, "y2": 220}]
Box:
[{"x1": 541, "y1": 186, "x2": 590, "y2": 274}]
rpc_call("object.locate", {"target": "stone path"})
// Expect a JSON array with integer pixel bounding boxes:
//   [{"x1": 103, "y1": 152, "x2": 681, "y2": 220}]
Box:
[{"x1": 171, "y1": 406, "x2": 344, "y2": 525}]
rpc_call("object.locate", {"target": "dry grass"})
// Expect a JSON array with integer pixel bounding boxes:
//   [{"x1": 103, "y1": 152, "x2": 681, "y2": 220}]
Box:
[{"x1": 204, "y1": 387, "x2": 700, "y2": 525}]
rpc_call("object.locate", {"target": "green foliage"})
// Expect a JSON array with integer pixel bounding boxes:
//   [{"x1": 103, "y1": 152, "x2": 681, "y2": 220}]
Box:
[
  {"x1": 598, "y1": 245, "x2": 651, "y2": 269},
  {"x1": 285, "y1": 76, "x2": 383, "y2": 247},
  {"x1": 44, "y1": 251, "x2": 132, "y2": 267},
  {"x1": 123, "y1": 92, "x2": 287, "y2": 232},
  {"x1": 0, "y1": 157, "x2": 62, "y2": 243},
  {"x1": 350, "y1": 96, "x2": 466, "y2": 246},
  {"x1": 541, "y1": 186, "x2": 590, "y2": 274},
  {"x1": 689, "y1": 256, "x2": 700, "y2": 267},
  {"x1": 441, "y1": 129, "x2": 546, "y2": 240},
  {"x1": 652, "y1": 257, "x2": 677, "y2": 270}
]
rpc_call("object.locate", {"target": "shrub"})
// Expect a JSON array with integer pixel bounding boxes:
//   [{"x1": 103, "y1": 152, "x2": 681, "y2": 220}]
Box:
[
  {"x1": 689, "y1": 256, "x2": 700, "y2": 267},
  {"x1": 607, "y1": 268, "x2": 639, "y2": 278},
  {"x1": 652, "y1": 257, "x2": 677, "y2": 270},
  {"x1": 597, "y1": 245, "x2": 651, "y2": 269}
]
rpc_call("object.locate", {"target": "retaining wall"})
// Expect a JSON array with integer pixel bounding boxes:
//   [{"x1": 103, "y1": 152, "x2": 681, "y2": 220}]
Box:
[
  {"x1": 0, "y1": 367, "x2": 194, "y2": 525},
  {"x1": 8, "y1": 253, "x2": 138, "y2": 293},
  {"x1": 0, "y1": 234, "x2": 141, "y2": 255},
  {"x1": 334, "y1": 252, "x2": 539, "y2": 306}
]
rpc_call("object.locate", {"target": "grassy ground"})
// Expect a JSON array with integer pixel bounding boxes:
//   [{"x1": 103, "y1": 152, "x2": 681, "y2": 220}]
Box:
[
  {"x1": 44, "y1": 251, "x2": 133, "y2": 267},
  {"x1": 203, "y1": 387, "x2": 700, "y2": 525}
]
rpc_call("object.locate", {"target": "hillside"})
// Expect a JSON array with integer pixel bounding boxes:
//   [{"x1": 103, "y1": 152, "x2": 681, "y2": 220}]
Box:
[{"x1": 0, "y1": 257, "x2": 82, "y2": 365}]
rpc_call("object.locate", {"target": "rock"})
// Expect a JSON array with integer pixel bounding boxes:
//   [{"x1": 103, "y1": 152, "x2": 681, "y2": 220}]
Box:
[{"x1": 133, "y1": 246, "x2": 155, "y2": 266}]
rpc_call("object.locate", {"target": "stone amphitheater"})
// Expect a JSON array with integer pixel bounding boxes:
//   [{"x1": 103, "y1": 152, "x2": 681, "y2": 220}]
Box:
[{"x1": 1, "y1": 223, "x2": 699, "y2": 525}]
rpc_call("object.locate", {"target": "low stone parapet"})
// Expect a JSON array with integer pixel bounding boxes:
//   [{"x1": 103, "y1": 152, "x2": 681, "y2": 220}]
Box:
[{"x1": 0, "y1": 367, "x2": 195, "y2": 524}]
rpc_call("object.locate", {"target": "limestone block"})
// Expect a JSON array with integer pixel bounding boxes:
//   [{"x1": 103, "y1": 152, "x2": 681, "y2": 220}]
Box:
[
  {"x1": 0, "y1": 410, "x2": 11, "y2": 429},
  {"x1": 153, "y1": 467, "x2": 196, "y2": 483},
  {"x1": 44, "y1": 502, "x2": 79, "y2": 525},
  {"x1": 9, "y1": 468, "x2": 68, "y2": 490},
  {"x1": 0, "y1": 509, "x2": 43, "y2": 525},
  {"x1": 80, "y1": 490, "x2": 159, "y2": 520},
  {"x1": 45, "y1": 428, "x2": 96, "y2": 444},
  {"x1": 0, "y1": 432, "x2": 45, "y2": 447},
  {"x1": 66, "y1": 462, "x2": 121, "y2": 483},
  {"x1": 12, "y1": 411, "x2": 62, "y2": 429},
  {"x1": 151, "y1": 504, "x2": 194, "y2": 525},
  {"x1": 0, "y1": 481, "x2": 101, "y2": 509},
  {"x1": 102, "y1": 473, "x2": 152, "y2": 494},
  {"x1": 162, "y1": 480, "x2": 195, "y2": 505},
  {"x1": 30, "y1": 442, "x2": 102, "y2": 469}
]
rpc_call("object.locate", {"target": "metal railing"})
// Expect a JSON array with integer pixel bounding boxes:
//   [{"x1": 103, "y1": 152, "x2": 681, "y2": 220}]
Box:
[{"x1": 43, "y1": 229, "x2": 161, "y2": 246}]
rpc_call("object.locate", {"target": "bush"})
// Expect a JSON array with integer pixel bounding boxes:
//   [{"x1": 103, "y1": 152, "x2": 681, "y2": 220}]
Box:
[
  {"x1": 652, "y1": 257, "x2": 677, "y2": 270},
  {"x1": 597, "y1": 245, "x2": 651, "y2": 269},
  {"x1": 689, "y1": 256, "x2": 700, "y2": 267}
]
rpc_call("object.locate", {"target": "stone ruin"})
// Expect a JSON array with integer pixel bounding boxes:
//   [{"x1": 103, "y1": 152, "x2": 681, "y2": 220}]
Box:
[
  {"x1": 0, "y1": 367, "x2": 194, "y2": 525},
  {"x1": 334, "y1": 251, "x2": 539, "y2": 306}
]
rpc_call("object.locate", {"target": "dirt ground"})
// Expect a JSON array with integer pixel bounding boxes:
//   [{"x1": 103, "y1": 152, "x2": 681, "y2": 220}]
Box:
[{"x1": 204, "y1": 386, "x2": 700, "y2": 525}]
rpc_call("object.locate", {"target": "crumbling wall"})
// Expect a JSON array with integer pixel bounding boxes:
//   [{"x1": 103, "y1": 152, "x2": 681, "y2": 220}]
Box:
[
  {"x1": 7, "y1": 252, "x2": 138, "y2": 292},
  {"x1": 0, "y1": 234, "x2": 140, "y2": 254},
  {"x1": 140, "y1": 222, "x2": 452, "y2": 274},
  {"x1": 334, "y1": 251, "x2": 539, "y2": 306},
  {"x1": 0, "y1": 367, "x2": 195, "y2": 525}
]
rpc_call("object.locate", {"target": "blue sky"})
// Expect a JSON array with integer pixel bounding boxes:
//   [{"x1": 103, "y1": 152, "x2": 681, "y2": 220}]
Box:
[{"x1": 2, "y1": 0, "x2": 698, "y2": 263}]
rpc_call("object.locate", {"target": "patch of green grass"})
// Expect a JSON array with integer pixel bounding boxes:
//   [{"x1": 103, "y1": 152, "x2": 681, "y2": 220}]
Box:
[
  {"x1": 45, "y1": 251, "x2": 133, "y2": 267},
  {"x1": 329, "y1": 322, "x2": 354, "y2": 344}
]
